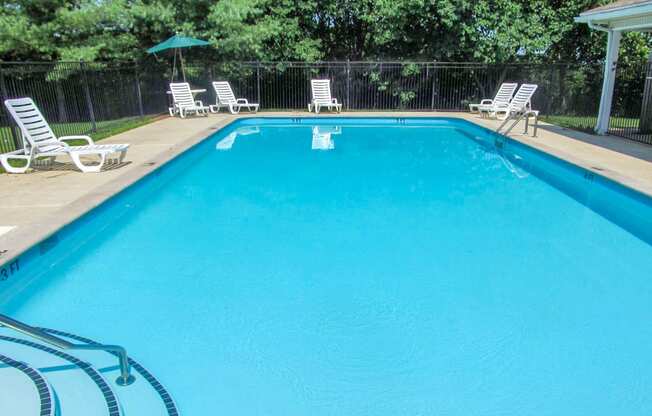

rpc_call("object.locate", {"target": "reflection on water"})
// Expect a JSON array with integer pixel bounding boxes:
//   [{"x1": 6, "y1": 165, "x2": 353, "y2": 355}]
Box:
[
  {"x1": 216, "y1": 126, "x2": 261, "y2": 150},
  {"x1": 459, "y1": 129, "x2": 529, "y2": 179},
  {"x1": 311, "y1": 126, "x2": 341, "y2": 150},
  {"x1": 498, "y1": 152, "x2": 529, "y2": 179}
]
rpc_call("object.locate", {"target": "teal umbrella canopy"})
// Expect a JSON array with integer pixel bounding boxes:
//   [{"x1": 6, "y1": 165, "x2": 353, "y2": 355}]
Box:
[
  {"x1": 147, "y1": 35, "x2": 209, "y2": 54},
  {"x1": 147, "y1": 34, "x2": 210, "y2": 82}
]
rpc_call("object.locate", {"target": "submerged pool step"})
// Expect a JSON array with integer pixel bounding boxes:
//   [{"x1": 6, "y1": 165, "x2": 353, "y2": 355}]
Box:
[
  {"x1": 0, "y1": 327, "x2": 178, "y2": 416},
  {"x1": 0, "y1": 333, "x2": 121, "y2": 416},
  {"x1": 0, "y1": 353, "x2": 54, "y2": 416},
  {"x1": 41, "y1": 328, "x2": 179, "y2": 416}
]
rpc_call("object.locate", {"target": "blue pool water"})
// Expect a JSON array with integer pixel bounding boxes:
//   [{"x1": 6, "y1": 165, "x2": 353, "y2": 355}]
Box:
[{"x1": 3, "y1": 118, "x2": 652, "y2": 415}]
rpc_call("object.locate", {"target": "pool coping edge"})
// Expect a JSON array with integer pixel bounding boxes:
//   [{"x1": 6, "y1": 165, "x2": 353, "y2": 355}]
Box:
[{"x1": 0, "y1": 116, "x2": 239, "y2": 269}]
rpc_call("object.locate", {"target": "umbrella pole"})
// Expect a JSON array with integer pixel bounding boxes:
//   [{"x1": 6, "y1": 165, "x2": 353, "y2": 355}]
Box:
[
  {"x1": 180, "y1": 48, "x2": 186, "y2": 82},
  {"x1": 171, "y1": 49, "x2": 177, "y2": 83}
]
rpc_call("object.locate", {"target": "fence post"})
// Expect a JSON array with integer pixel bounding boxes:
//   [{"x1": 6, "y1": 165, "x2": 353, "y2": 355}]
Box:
[
  {"x1": 80, "y1": 61, "x2": 97, "y2": 132},
  {"x1": 0, "y1": 62, "x2": 20, "y2": 150},
  {"x1": 256, "y1": 61, "x2": 261, "y2": 105},
  {"x1": 207, "y1": 65, "x2": 213, "y2": 94},
  {"x1": 134, "y1": 62, "x2": 144, "y2": 117},
  {"x1": 346, "y1": 59, "x2": 351, "y2": 110},
  {"x1": 430, "y1": 61, "x2": 437, "y2": 110}
]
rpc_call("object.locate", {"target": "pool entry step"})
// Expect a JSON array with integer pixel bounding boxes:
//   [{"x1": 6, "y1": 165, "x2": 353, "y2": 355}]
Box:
[{"x1": 0, "y1": 314, "x2": 178, "y2": 416}]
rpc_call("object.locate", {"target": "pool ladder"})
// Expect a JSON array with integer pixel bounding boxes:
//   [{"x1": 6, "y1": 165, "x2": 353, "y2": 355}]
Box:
[
  {"x1": 0, "y1": 313, "x2": 135, "y2": 386},
  {"x1": 496, "y1": 109, "x2": 539, "y2": 137}
]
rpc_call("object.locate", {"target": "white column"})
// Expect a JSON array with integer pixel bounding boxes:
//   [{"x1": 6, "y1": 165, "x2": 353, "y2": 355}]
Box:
[{"x1": 595, "y1": 30, "x2": 622, "y2": 135}]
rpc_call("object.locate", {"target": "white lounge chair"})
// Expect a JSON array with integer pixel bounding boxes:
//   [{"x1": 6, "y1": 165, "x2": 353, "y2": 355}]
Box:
[
  {"x1": 496, "y1": 84, "x2": 539, "y2": 137},
  {"x1": 2, "y1": 98, "x2": 129, "y2": 173},
  {"x1": 169, "y1": 82, "x2": 209, "y2": 118},
  {"x1": 470, "y1": 82, "x2": 518, "y2": 115},
  {"x1": 308, "y1": 79, "x2": 342, "y2": 114},
  {"x1": 210, "y1": 82, "x2": 259, "y2": 114}
]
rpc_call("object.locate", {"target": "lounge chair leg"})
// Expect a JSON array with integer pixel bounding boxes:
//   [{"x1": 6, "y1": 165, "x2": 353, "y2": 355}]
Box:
[{"x1": 70, "y1": 152, "x2": 106, "y2": 173}]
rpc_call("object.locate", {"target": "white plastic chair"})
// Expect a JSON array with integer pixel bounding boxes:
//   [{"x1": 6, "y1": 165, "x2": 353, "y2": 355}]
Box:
[
  {"x1": 2, "y1": 98, "x2": 129, "y2": 173},
  {"x1": 210, "y1": 81, "x2": 259, "y2": 114},
  {"x1": 308, "y1": 79, "x2": 342, "y2": 113},
  {"x1": 470, "y1": 82, "x2": 518, "y2": 115},
  {"x1": 169, "y1": 83, "x2": 209, "y2": 118}
]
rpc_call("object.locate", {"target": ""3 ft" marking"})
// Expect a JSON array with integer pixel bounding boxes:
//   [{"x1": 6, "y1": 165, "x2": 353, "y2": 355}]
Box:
[{"x1": 0, "y1": 259, "x2": 20, "y2": 282}]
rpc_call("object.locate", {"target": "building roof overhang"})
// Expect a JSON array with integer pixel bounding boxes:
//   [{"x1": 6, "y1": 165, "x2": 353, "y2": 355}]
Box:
[{"x1": 575, "y1": 1, "x2": 652, "y2": 32}]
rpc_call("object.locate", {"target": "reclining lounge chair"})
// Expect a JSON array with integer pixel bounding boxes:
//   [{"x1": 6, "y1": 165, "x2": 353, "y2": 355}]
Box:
[{"x1": 2, "y1": 98, "x2": 129, "y2": 173}]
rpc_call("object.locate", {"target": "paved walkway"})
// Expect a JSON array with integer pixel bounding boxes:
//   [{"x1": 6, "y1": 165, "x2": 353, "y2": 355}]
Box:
[{"x1": 1, "y1": 111, "x2": 652, "y2": 262}]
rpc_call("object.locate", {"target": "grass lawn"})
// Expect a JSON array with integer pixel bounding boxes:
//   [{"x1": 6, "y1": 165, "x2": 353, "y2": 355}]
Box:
[
  {"x1": 541, "y1": 114, "x2": 642, "y2": 133},
  {"x1": 53, "y1": 115, "x2": 161, "y2": 144}
]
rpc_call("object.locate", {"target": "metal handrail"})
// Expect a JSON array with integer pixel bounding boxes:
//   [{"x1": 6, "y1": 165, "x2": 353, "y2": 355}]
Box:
[{"x1": 0, "y1": 313, "x2": 135, "y2": 386}]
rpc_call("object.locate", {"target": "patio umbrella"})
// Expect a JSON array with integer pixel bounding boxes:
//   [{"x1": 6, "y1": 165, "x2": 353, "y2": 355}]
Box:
[{"x1": 147, "y1": 34, "x2": 210, "y2": 82}]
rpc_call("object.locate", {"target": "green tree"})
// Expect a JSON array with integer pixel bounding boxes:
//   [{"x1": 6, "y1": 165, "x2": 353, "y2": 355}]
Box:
[
  {"x1": 0, "y1": 0, "x2": 141, "y2": 61},
  {"x1": 205, "y1": 0, "x2": 322, "y2": 61},
  {"x1": 0, "y1": 0, "x2": 649, "y2": 64}
]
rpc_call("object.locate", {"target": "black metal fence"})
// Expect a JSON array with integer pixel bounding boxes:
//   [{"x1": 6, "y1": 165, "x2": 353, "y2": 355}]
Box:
[
  {"x1": 610, "y1": 61, "x2": 652, "y2": 143},
  {"x1": 0, "y1": 61, "x2": 169, "y2": 153},
  {"x1": 1, "y1": 59, "x2": 651, "y2": 154},
  {"x1": 186, "y1": 61, "x2": 606, "y2": 113}
]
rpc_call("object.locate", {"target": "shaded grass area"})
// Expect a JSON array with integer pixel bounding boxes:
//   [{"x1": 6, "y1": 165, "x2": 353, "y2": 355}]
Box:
[
  {"x1": 541, "y1": 115, "x2": 641, "y2": 133},
  {"x1": 0, "y1": 115, "x2": 161, "y2": 172}
]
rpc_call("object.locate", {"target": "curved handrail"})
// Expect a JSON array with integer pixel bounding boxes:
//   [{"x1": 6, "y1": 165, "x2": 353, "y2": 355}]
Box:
[{"x1": 0, "y1": 313, "x2": 135, "y2": 386}]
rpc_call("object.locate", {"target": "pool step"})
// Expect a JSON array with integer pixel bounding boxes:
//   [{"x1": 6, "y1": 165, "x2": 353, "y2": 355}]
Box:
[
  {"x1": 0, "y1": 353, "x2": 54, "y2": 416},
  {"x1": 0, "y1": 327, "x2": 178, "y2": 416}
]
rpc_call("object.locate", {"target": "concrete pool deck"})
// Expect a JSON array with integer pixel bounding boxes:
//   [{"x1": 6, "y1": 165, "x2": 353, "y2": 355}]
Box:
[{"x1": 1, "y1": 111, "x2": 652, "y2": 264}]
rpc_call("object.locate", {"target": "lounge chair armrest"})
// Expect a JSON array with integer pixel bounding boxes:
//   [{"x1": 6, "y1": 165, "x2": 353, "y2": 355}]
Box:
[
  {"x1": 59, "y1": 135, "x2": 94, "y2": 145},
  {"x1": 236, "y1": 98, "x2": 249, "y2": 104},
  {"x1": 480, "y1": 99, "x2": 493, "y2": 105}
]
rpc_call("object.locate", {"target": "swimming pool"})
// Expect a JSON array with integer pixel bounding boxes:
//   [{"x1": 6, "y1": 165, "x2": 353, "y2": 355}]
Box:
[{"x1": 2, "y1": 117, "x2": 652, "y2": 415}]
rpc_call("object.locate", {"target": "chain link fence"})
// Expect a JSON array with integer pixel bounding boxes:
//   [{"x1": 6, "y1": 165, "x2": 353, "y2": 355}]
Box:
[{"x1": 1, "y1": 60, "x2": 651, "y2": 154}]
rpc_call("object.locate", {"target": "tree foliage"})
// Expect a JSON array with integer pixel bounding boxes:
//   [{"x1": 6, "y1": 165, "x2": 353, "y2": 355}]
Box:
[{"x1": 0, "y1": 0, "x2": 650, "y2": 64}]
